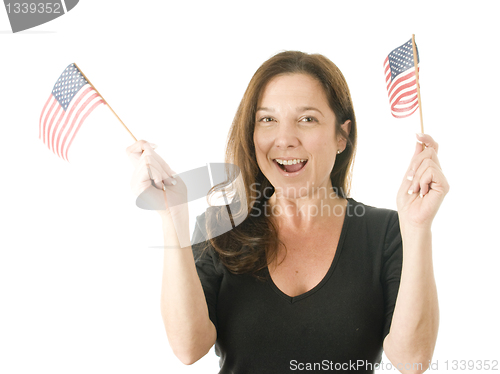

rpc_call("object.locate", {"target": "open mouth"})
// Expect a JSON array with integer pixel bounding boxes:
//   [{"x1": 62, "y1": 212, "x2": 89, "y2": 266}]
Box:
[{"x1": 274, "y1": 158, "x2": 308, "y2": 173}]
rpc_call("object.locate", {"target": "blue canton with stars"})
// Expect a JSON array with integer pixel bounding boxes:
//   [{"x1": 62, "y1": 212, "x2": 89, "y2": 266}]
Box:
[
  {"x1": 388, "y1": 39, "x2": 419, "y2": 81},
  {"x1": 51, "y1": 64, "x2": 88, "y2": 111}
]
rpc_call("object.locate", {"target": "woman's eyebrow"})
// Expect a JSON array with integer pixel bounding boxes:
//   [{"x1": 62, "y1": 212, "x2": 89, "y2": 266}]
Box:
[
  {"x1": 256, "y1": 107, "x2": 273, "y2": 113},
  {"x1": 298, "y1": 106, "x2": 324, "y2": 116},
  {"x1": 256, "y1": 106, "x2": 323, "y2": 115}
]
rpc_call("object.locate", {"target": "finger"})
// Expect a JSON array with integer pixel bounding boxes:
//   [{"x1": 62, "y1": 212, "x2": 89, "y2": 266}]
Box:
[
  {"x1": 404, "y1": 141, "x2": 422, "y2": 182},
  {"x1": 126, "y1": 139, "x2": 152, "y2": 155},
  {"x1": 144, "y1": 156, "x2": 178, "y2": 190},
  {"x1": 409, "y1": 158, "x2": 432, "y2": 195},
  {"x1": 418, "y1": 168, "x2": 432, "y2": 197},
  {"x1": 148, "y1": 166, "x2": 174, "y2": 190},
  {"x1": 416, "y1": 133, "x2": 439, "y2": 154},
  {"x1": 424, "y1": 166, "x2": 450, "y2": 196},
  {"x1": 412, "y1": 139, "x2": 423, "y2": 157},
  {"x1": 406, "y1": 144, "x2": 441, "y2": 182},
  {"x1": 139, "y1": 155, "x2": 174, "y2": 190},
  {"x1": 126, "y1": 140, "x2": 157, "y2": 164},
  {"x1": 418, "y1": 166, "x2": 445, "y2": 198},
  {"x1": 140, "y1": 151, "x2": 176, "y2": 181},
  {"x1": 408, "y1": 158, "x2": 439, "y2": 196},
  {"x1": 133, "y1": 154, "x2": 161, "y2": 186}
]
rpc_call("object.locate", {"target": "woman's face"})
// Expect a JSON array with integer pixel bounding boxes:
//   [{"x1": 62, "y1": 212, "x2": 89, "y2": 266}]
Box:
[{"x1": 253, "y1": 73, "x2": 348, "y2": 199}]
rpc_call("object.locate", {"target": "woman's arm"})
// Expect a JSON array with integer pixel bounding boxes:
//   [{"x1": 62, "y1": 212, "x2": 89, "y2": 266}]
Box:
[
  {"x1": 384, "y1": 133, "x2": 449, "y2": 374},
  {"x1": 160, "y1": 214, "x2": 217, "y2": 365},
  {"x1": 125, "y1": 140, "x2": 216, "y2": 365},
  {"x1": 383, "y1": 226, "x2": 438, "y2": 373}
]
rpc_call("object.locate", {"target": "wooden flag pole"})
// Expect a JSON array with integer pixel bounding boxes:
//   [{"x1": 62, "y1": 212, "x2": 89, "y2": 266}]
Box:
[
  {"x1": 411, "y1": 35, "x2": 425, "y2": 137},
  {"x1": 73, "y1": 63, "x2": 164, "y2": 191},
  {"x1": 73, "y1": 63, "x2": 138, "y2": 142}
]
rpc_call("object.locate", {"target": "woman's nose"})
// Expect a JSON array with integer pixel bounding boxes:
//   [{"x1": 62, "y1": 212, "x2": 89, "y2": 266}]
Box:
[{"x1": 274, "y1": 121, "x2": 300, "y2": 149}]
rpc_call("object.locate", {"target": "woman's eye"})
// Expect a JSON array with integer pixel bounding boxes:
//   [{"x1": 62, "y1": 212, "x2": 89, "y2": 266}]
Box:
[
  {"x1": 301, "y1": 117, "x2": 317, "y2": 123},
  {"x1": 259, "y1": 117, "x2": 274, "y2": 123}
]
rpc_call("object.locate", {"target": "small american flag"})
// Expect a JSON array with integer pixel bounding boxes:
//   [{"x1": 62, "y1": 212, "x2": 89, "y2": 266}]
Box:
[
  {"x1": 39, "y1": 64, "x2": 105, "y2": 161},
  {"x1": 384, "y1": 39, "x2": 420, "y2": 118}
]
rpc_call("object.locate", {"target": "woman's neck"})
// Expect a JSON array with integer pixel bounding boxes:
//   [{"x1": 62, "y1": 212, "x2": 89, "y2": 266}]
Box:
[{"x1": 267, "y1": 184, "x2": 347, "y2": 231}]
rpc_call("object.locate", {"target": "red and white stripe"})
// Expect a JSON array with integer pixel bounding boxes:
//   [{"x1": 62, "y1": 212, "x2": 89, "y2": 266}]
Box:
[
  {"x1": 384, "y1": 57, "x2": 419, "y2": 118},
  {"x1": 39, "y1": 84, "x2": 104, "y2": 161}
]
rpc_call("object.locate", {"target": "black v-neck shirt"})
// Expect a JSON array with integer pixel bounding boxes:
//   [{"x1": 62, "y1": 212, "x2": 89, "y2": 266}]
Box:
[{"x1": 191, "y1": 198, "x2": 402, "y2": 373}]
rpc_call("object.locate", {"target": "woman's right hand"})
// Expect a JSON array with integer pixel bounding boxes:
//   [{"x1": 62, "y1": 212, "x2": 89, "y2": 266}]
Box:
[
  {"x1": 125, "y1": 140, "x2": 191, "y2": 247},
  {"x1": 126, "y1": 139, "x2": 175, "y2": 193}
]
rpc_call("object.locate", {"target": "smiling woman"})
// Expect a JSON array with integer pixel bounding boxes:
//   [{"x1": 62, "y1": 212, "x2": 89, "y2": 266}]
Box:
[
  {"x1": 208, "y1": 52, "x2": 358, "y2": 279},
  {"x1": 254, "y1": 73, "x2": 350, "y2": 197},
  {"x1": 126, "y1": 50, "x2": 449, "y2": 374}
]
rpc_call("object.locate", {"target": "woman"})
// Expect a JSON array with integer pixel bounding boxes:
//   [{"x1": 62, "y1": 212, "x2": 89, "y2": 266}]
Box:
[{"x1": 126, "y1": 51, "x2": 449, "y2": 373}]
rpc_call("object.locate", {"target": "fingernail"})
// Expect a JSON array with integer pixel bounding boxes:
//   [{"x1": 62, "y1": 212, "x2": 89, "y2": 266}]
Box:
[
  {"x1": 171, "y1": 179, "x2": 177, "y2": 185},
  {"x1": 162, "y1": 183, "x2": 166, "y2": 191},
  {"x1": 150, "y1": 143, "x2": 158, "y2": 149},
  {"x1": 408, "y1": 189, "x2": 414, "y2": 195},
  {"x1": 416, "y1": 133, "x2": 424, "y2": 138},
  {"x1": 419, "y1": 192, "x2": 423, "y2": 198},
  {"x1": 407, "y1": 170, "x2": 415, "y2": 181}
]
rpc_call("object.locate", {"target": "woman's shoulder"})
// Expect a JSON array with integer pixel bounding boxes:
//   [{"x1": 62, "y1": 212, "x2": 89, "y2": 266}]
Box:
[
  {"x1": 192, "y1": 205, "x2": 233, "y2": 243},
  {"x1": 345, "y1": 198, "x2": 401, "y2": 255},
  {"x1": 191, "y1": 206, "x2": 229, "y2": 268},
  {"x1": 346, "y1": 197, "x2": 399, "y2": 228}
]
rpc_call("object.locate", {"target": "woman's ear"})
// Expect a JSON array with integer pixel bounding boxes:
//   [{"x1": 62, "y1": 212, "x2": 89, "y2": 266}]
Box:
[
  {"x1": 337, "y1": 120, "x2": 351, "y2": 151},
  {"x1": 341, "y1": 119, "x2": 351, "y2": 137}
]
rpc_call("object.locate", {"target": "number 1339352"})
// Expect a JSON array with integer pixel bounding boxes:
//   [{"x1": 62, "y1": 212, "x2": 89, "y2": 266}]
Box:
[{"x1": 6, "y1": 3, "x2": 62, "y2": 14}]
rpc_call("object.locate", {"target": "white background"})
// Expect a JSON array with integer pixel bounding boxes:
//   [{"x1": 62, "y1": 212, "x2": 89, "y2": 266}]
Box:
[{"x1": 1, "y1": 1, "x2": 499, "y2": 373}]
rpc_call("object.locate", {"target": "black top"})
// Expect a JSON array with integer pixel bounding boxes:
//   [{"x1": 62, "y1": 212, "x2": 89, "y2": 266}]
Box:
[{"x1": 191, "y1": 198, "x2": 402, "y2": 373}]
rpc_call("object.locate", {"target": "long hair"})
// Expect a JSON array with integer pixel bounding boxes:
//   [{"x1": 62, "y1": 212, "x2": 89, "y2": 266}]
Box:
[{"x1": 204, "y1": 51, "x2": 357, "y2": 279}]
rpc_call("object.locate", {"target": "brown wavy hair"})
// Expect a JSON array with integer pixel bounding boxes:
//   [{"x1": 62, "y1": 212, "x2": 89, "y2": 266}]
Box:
[{"x1": 205, "y1": 50, "x2": 357, "y2": 279}]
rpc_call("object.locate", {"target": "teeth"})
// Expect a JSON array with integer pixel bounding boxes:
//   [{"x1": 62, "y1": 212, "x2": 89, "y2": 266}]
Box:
[{"x1": 275, "y1": 159, "x2": 307, "y2": 165}]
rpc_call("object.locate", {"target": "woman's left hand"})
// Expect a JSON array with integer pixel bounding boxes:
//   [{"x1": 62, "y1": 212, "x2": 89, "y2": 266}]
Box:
[{"x1": 397, "y1": 133, "x2": 450, "y2": 230}]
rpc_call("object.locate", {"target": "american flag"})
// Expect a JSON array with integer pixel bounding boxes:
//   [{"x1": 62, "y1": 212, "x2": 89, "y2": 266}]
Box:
[
  {"x1": 384, "y1": 39, "x2": 420, "y2": 118},
  {"x1": 39, "y1": 64, "x2": 105, "y2": 161}
]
